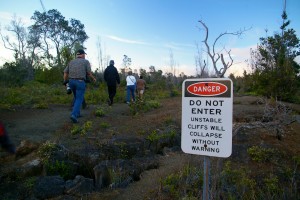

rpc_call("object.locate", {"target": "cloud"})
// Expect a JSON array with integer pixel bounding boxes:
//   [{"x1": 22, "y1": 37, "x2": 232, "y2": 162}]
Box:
[
  {"x1": 105, "y1": 35, "x2": 195, "y2": 53},
  {"x1": 0, "y1": 12, "x2": 13, "y2": 21},
  {"x1": 225, "y1": 45, "x2": 257, "y2": 76},
  {"x1": 106, "y1": 35, "x2": 150, "y2": 45},
  {"x1": 164, "y1": 42, "x2": 194, "y2": 50}
]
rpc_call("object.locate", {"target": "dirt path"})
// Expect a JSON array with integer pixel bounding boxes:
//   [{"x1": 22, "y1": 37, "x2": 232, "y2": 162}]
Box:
[
  {"x1": 2, "y1": 95, "x2": 298, "y2": 148},
  {"x1": 0, "y1": 104, "x2": 97, "y2": 146},
  {"x1": 0, "y1": 96, "x2": 265, "y2": 147}
]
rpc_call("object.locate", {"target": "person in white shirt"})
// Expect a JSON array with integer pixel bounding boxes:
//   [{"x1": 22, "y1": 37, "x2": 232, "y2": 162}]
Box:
[{"x1": 126, "y1": 71, "x2": 136, "y2": 104}]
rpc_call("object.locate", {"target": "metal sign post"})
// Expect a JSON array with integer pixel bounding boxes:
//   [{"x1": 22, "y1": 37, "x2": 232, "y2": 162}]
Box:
[
  {"x1": 203, "y1": 156, "x2": 210, "y2": 200},
  {"x1": 181, "y1": 78, "x2": 233, "y2": 200}
]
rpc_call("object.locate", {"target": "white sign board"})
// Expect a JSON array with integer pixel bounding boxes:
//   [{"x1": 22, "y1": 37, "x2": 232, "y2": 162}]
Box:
[{"x1": 181, "y1": 78, "x2": 233, "y2": 158}]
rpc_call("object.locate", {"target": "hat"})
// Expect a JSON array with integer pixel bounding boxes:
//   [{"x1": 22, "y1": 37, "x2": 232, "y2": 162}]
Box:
[{"x1": 76, "y1": 49, "x2": 86, "y2": 55}]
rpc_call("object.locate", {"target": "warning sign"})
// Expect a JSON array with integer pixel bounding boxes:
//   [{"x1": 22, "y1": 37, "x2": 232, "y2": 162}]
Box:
[{"x1": 181, "y1": 78, "x2": 233, "y2": 157}]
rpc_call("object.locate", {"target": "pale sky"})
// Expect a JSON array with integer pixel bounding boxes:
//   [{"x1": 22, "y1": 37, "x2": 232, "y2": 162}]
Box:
[{"x1": 0, "y1": 0, "x2": 299, "y2": 77}]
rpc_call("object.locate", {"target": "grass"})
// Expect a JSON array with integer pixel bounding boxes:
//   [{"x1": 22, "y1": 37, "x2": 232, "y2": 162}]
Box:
[
  {"x1": 0, "y1": 81, "x2": 176, "y2": 109},
  {"x1": 159, "y1": 155, "x2": 299, "y2": 200},
  {"x1": 160, "y1": 164, "x2": 203, "y2": 199},
  {"x1": 129, "y1": 99, "x2": 161, "y2": 115}
]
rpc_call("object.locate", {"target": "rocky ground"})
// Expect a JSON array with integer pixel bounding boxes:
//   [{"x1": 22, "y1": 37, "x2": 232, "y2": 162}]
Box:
[{"x1": 0, "y1": 96, "x2": 299, "y2": 199}]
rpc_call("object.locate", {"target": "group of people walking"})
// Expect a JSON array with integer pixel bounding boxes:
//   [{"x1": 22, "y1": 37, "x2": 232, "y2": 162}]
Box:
[
  {"x1": 63, "y1": 49, "x2": 146, "y2": 123},
  {"x1": 125, "y1": 71, "x2": 146, "y2": 104}
]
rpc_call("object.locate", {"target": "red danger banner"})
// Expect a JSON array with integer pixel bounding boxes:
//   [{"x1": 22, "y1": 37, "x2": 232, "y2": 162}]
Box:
[{"x1": 187, "y1": 82, "x2": 228, "y2": 96}]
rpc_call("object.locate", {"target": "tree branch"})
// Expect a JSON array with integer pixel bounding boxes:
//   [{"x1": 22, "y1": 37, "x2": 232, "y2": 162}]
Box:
[{"x1": 198, "y1": 20, "x2": 250, "y2": 77}]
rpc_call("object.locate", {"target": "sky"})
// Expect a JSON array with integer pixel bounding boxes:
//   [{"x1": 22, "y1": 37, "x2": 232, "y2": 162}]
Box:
[{"x1": 0, "y1": 0, "x2": 299, "y2": 77}]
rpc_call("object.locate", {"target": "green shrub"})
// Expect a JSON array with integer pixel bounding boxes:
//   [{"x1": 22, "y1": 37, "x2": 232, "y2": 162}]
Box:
[
  {"x1": 170, "y1": 89, "x2": 180, "y2": 97},
  {"x1": 70, "y1": 121, "x2": 92, "y2": 136},
  {"x1": 45, "y1": 160, "x2": 72, "y2": 180},
  {"x1": 129, "y1": 99, "x2": 161, "y2": 115},
  {"x1": 33, "y1": 102, "x2": 49, "y2": 109},
  {"x1": 160, "y1": 164, "x2": 202, "y2": 199},
  {"x1": 100, "y1": 122, "x2": 110, "y2": 128},
  {"x1": 24, "y1": 177, "x2": 37, "y2": 190},
  {"x1": 146, "y1": 100, "x2": 161, "y2": 109},
  {"x1": 221, "y1": 161, "x2": 257, "y2": 199},
  {"x1": 263, "y1": 176, "x2": 282, "y2": 195},
  {"x1": 95, "y1": 107, "x2": 106, "y2": 117},
  {"x1": 37, "y1": 141, "x2": 58, "y2": 163},
  {"x1": 247, "y1": 146, "x2": 275, "y2": 162},
  {"x1": 71, "y1": 124, "x2": 82, "y2": 135}
]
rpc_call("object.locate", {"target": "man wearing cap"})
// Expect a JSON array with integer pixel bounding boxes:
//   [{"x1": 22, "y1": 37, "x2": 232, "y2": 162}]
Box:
[{"x1": 63, "y1": 49, "x2": 96, "y2": 123}]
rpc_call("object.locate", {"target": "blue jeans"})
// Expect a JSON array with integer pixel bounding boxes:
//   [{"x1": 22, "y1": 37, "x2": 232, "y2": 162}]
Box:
[
  {"x1": 126, "y1": 85, "x2": 136, "y2": 103},
  {"x1": 69, "y1": 79, "x2": 86, "y2": 119}
]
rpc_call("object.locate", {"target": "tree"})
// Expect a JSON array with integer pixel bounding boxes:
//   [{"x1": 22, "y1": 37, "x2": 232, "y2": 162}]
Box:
[
  {"x1": 96, "y1": 36, "x2": 105, "y2": 73},
  {"x1": 123, "y1": 54, "x2": 132, "y2": 70},
  {"x1": 149, "y1": 65, "x2": 156, "y2": 73},
  {"x1": 168, "y1": 49, "x2": 177, "y2": 77},
  {"x1": 148, "y1": 66, "x2": 164, "y2": 86},
  {"x1": 198, "y1": 20, "x2": 249, "y2": 78},
  {"x1": 0, "y1": 15, "x2": 27, "y2": 60},
  {"x1": 139, "y1": 68, "x2": 147, "y2": 78},
  {"x1": 0, "y1": 15, "x2": 37, "y2": 80},
  {"x1": 195, "y1": 42, "x2": 208, "y2": 78},
  {"x1": 249, "y1": 11, "x2": 300, "y2": 100},
  {"x1": 29, "y1": 9, "x2": 88, "y2": 68}
]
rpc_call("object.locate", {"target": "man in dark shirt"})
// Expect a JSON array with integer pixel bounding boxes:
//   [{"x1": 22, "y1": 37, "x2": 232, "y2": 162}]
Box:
[
  {"x1": 104, "y1": 60, "x2": 120, "y2": 106},
  {"x1": 63, "y1": 49, "x2": 96, "y2": 123}
]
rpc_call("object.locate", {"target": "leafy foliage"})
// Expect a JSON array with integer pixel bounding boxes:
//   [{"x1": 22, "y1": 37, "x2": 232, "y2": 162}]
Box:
[
  {"x1": 246, "y1": 12, "x2": 300, "y2": 101},
  {"x1": 29, "y1": 9, "x2": 88, "y2": 68},
  {"x1": 0, "y1": 61, "x2": 28, "y2": 87}
]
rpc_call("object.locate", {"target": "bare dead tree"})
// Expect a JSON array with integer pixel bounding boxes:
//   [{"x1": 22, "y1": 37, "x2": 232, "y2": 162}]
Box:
[
  {"x1": 168, "y1": 49, "x2": 178, "y2": 86},
  {"x1": 123, "y1": 55, "x2": 131, "y2": 69},
  {"x1": 0, "y1": 15, "x2": 28, "y2": 60},
  {"x1": 96, "y1": 36, "x2": 106, "y2": 73},
  {"x1": 198, "y1": 20, "x2": 249, "y2": 78},
  {"x1": 169, "y1": 49, "x2": 177, "y2": 77},
  {"x1": 0, "y1": 15, "x2": 39, "y2": 80},
  {"x1": 121, "y1": 54, "x2": 132, "y2": 77},
  {"x1": 195, "y1": 42, "x2": 207, "y2": 77}
]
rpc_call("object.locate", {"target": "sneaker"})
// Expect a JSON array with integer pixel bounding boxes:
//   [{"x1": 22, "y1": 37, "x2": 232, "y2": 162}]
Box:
[
  {"x1": 107, "y1": 99, "x2": 112, "y2": 106},
  {"x1": 70, "y1": 115, "x2": 78, "y2": 123}
]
